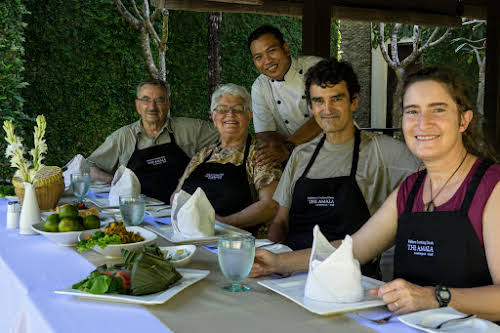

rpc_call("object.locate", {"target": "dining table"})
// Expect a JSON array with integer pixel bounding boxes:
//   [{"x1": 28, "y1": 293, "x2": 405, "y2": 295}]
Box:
[{"x1": 0, "y1": 190, "x2": 422, "y2": 333}]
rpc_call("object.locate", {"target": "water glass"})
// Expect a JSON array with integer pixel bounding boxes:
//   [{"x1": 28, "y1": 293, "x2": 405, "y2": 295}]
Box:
[
  {"x1": 70, "y1": 173, "x2": 91, "y2": 203},
  {"x1": 218, "y1": 234, "x2": 255, "y2": 292},
  {"x1": 119, "y1": 194, "x2": 146, "y2": 226}
]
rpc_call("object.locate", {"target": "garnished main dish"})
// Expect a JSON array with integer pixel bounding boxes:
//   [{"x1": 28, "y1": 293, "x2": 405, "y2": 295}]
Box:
[{"x1": 77, "y1": 221, "x2": 145, "y2": 252}]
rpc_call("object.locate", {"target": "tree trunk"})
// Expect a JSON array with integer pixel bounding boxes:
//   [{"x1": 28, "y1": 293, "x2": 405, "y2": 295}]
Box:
[
  {"x1": 477, "y1": 55, "x2": 486, "y2": 115},
  {"x1": 208, "y1": 12, "x2": 222, "y2": 100},
  {"x1": 392, "y1": 67, "x2": 406, "y2": 131}
]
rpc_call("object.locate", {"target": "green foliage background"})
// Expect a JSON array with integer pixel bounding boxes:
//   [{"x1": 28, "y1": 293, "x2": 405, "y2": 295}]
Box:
[
  {"x1": 0, "y1": 0, "x2": 30, "y2": 181},
  {"x1": 3, "y1": 1, "x2": 318, "y2": 181}
]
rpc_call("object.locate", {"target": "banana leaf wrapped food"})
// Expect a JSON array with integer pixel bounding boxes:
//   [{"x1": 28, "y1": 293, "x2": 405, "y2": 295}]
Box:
[{"x1": 73, "y1": 245, "x2": 182, "y2": 296}]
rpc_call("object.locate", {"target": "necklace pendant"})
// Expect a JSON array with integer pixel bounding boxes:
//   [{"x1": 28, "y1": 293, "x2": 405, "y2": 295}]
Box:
[{"x1": 425, "y1": 201, "x2": 435, "y2": 212}]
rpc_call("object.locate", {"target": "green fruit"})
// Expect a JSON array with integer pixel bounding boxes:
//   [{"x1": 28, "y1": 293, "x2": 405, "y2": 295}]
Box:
[
  {"x1": 58, "y1": 217, "x2": 82, "y2": 232},
  {"x1": 59, "y1": 204, "x2": 79, "y2": 219},
  {"x1": 83, "y1": 215, "x2": 100, "y2": 230},
  {"x1": 43, "y1": 214, "x2": 60, "y2": 232}
]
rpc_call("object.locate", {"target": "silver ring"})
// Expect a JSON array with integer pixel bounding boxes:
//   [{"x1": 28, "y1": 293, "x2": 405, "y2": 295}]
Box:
[{"x1": 394, "y1": 301, "x2": 399, "y2": 309}]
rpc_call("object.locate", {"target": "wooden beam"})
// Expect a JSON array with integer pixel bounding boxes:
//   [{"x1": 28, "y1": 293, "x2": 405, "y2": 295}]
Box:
[
  {"x1": 151, "y1": 0, "x2": 303, "y2": 17},
  {"x1": 207, "y1": 0, "x2": 263, "y2": 5},
  {"x1": 484, "y1": 0, "x2": 500, "y2": 150},
  {"x1": 153, "y1": 1, "x2": 466, "y2": 26},
  {"x1": 302, "y1": 0, "x2": 331, "y2": 57}
]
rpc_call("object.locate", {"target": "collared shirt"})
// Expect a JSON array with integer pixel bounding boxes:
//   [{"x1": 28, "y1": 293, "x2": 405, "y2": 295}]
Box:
[
  {"x1": 86, "y1": 117, "x2": 219, "y2": 174},
  {"x1": 175, "y1": 138, "x2": 282, "y2": 197},
  {"x1": 273, "y1": 131, "x2": 420, "y2": 214},
  {"x1": 251, "y1": 55, "x2": 322, "y2": 137}
]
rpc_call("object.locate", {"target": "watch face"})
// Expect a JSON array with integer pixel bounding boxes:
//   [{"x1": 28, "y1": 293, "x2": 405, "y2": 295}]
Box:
[{"x1": 439, "y1": 289, "x2": 451, "y2": 299}]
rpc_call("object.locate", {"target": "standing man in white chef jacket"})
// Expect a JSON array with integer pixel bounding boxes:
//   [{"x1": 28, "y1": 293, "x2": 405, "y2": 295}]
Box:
[{"x1": 248, "y1": 25, "x2": 323, "y2": 167}]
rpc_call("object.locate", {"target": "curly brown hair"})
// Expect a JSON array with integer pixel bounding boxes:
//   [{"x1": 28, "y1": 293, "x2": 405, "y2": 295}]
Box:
[{"x1": 401, "y1": 67, "x2": 497, "y2": 162}]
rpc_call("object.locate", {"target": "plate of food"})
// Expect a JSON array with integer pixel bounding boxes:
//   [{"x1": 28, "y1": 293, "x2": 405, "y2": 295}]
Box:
[
  {"x1": 55, "y1": 246, "x2": 208, "y2": 304},
  {"x1": 33, "y1": 204, "x2": 106, "y2": 246},
  {"x1": 159, "y1": 245, "x2": 196, "y2": 267},
  {"x1": 77, "y1": 222, "x2": 157, "y2": 257},
  {"x1": 258, "y1": 273, "x2": 385, "y2": 316}
]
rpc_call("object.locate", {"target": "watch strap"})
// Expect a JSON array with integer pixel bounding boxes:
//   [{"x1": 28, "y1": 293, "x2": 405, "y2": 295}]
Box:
[{"x1": 435, "y1": 285, "x2": 451, "y2": 307}]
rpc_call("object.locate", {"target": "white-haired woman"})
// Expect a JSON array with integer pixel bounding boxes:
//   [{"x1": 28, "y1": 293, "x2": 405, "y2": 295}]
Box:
[{"x1": 174, "y1": 84, "x2": 282, "y2": 237}]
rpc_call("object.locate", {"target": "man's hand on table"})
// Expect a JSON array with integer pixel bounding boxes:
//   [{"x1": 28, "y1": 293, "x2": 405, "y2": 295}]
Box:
[
  {"x1": 249, "y1": 249, "x2": 282, "y2": 277},
  {"x1": 255, "y1": 141, "x2": 290, "y2": 167}
]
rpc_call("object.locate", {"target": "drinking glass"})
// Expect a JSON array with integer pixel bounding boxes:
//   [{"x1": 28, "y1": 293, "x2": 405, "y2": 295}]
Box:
[
  {"x1": 218, "y1": 234, "x2": 255, "y2": 292},
  {"x1": 119, "y1": 194, "x2": 146, "y2": 226},
  {"x1": 70, "y1": 173, "x2": 91, "y2": 203}
]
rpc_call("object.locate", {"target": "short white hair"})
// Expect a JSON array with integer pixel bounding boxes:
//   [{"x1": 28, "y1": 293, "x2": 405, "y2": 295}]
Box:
[{"x1": 210, "y1": 83, "x2": 251, "y2": 114}]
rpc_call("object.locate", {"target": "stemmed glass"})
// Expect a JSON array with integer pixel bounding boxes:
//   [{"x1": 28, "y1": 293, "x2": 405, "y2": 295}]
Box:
[
  {"x1": 218, "y1": 234, "x2": 255, "y2": 292},
  {"x1": 119, "y1": 194, "x2": 146, "y2": 226},
  {"x1": 70, "y1": 173, "x2": 91, "y2": 203}
]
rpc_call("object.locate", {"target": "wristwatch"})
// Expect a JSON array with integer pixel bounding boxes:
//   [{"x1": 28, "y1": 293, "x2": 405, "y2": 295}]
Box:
[
  {"x1": 283, "y1": 141, "x2": 295, "y2": 154},
  {"x1": 435, "y1": 285, "x2": 451, "y2": 307}
]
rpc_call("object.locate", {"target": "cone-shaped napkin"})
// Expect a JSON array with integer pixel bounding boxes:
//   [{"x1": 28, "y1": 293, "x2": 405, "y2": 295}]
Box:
[
  {"x1": 171, "y1": 188, "x2": 215, "y2": 239},
  {"x1": 108, "y1": 166, "x2": 141, "y2": 206},
  {"x1": 63, "y1": 154, "x2": 90, "y2": 187},
  {"x1": 304, "y1": 225, "x2": 363, "y2": 303}
]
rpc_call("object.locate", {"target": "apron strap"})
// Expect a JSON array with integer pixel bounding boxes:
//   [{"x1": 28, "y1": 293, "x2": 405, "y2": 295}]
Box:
[
  {"x1": 404, "y1": 169, "x2": 427, "y2": 213},
  {"x1": 459, "y1": 159, "x2": 494, "y2": 214},
  {"x1": 242, "y1": 134, "x2": 252, "y2": 166},
  {"x1": 350, "y1": 129, "x2": 361, "y2": 178},
  {"x1": 301, "y1": 134, "x2": 326, "y2": 178}
]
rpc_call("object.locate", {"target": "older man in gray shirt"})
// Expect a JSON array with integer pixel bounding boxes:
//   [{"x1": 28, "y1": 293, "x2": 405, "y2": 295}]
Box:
[{"x1": 87, "y1": 78, "x2": 219, "y2": 203}]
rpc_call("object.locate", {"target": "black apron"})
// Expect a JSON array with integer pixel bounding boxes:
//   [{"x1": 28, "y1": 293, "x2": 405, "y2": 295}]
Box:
[
  {"x1": 288, "y1": 130, "x2": 380, "y2": 278},
  {"x1": 127, "y1": 133, "x2": 190, "y2": 203},
  {"x1": 394, "y1": 159, "x2": 493, "y2": 288},
  {"x1": 181, "y1": 135, "x2": 253, "y2": 218}
]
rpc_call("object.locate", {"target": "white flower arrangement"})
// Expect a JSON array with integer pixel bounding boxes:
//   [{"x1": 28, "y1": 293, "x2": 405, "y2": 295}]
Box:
[{"x1": 3, "y1": 115, "x2": 47, "y2": 184}]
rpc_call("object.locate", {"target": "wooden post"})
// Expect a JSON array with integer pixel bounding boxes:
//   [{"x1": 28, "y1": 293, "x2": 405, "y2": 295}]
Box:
[
  {"x1": 484, "y1": 0, "x2": 500, "y2": 150},
  {"x1": 302, "y1": 0, "x2": 331, "y2": 57}
]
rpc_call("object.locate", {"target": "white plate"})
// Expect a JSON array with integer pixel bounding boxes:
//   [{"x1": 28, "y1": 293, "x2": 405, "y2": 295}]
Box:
[
  {"x1": 88, "y1": 196, "x2": 164, "y2": 208},
  {"x1": 398, "y1": 307, "x2": 500, "y2": 332},
  {"x1": 145, "y1": 205, "x2": 172, "y2": 218},
  {"x1": 89, "y1": 183, "x2": 111, "y2": 193},
  {"x1": 159, "y1": 245, "x2": 196, "y2": 267},
  {"x1": 255, "y1": 239, "x2": 293, "y2": 254},
  {"x1": 258, "y1": 273, "x2": 385, "y2": 316},
  {"x1": 55, "y1": 268, "x2": 209, "y2": 304},
  {"x1": 144, "y1": 221, "x2": 251, "y2": 244},
  {"x1": 78, "y1": 226, "x2": 157, "y2": 258}
]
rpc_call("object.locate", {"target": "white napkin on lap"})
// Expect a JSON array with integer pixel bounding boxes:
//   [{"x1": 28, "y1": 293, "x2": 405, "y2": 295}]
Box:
[
  {"x1": 108, "y1": 166, "x2": 141, "y2": 206},
  {"x1": 63, "y1": 154, "x2": 90, "y2": 187},
  {"x1": 304, "y1": 225, "x2": 363, "y2": 303},
  {"x1": 172, "y1": 188, "x2": 215, "y2": 239}
]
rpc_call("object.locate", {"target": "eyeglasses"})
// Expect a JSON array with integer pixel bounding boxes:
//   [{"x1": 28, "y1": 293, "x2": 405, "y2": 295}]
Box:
[
  {"x1": 213, "y1": 105, "x2": 246, "y2": 115},
  {"x1": 137, "y1": 97, "x2": 168, "y2": 105}
]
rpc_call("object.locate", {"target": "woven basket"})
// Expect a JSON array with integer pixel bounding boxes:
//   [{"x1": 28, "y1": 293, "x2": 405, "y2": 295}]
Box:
[{"x1": 13, "y1": 166, "x2": 65, "y2": 210}]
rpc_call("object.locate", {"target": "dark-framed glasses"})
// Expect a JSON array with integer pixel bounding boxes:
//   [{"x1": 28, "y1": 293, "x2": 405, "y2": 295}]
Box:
[
  {"x1": 214, "y1": 105, "x2": 246, "y2": 115},
  {"x1": 137, "y1": 97, "x2": 168, "y2": 105}
]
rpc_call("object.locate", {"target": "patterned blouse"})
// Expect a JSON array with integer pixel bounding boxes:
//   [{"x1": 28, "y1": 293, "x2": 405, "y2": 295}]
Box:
[{"x1": 175, "y1": 137, "x2": 282, "y2": 238}]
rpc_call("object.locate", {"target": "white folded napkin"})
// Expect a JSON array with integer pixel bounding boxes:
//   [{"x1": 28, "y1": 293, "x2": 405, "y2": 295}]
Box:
[
  {"x1": 63, "y1": 154, "x2": 90, "y2": 187},
  {"x1": 108, "y1": 166, "x2": 141, "y2": 206},
  {"x1": 171, "y1": 188, "x2": 215, "y2": 239},
  {"x1": 304, "y1": 225, "x2": 363, "y2": 303}
]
